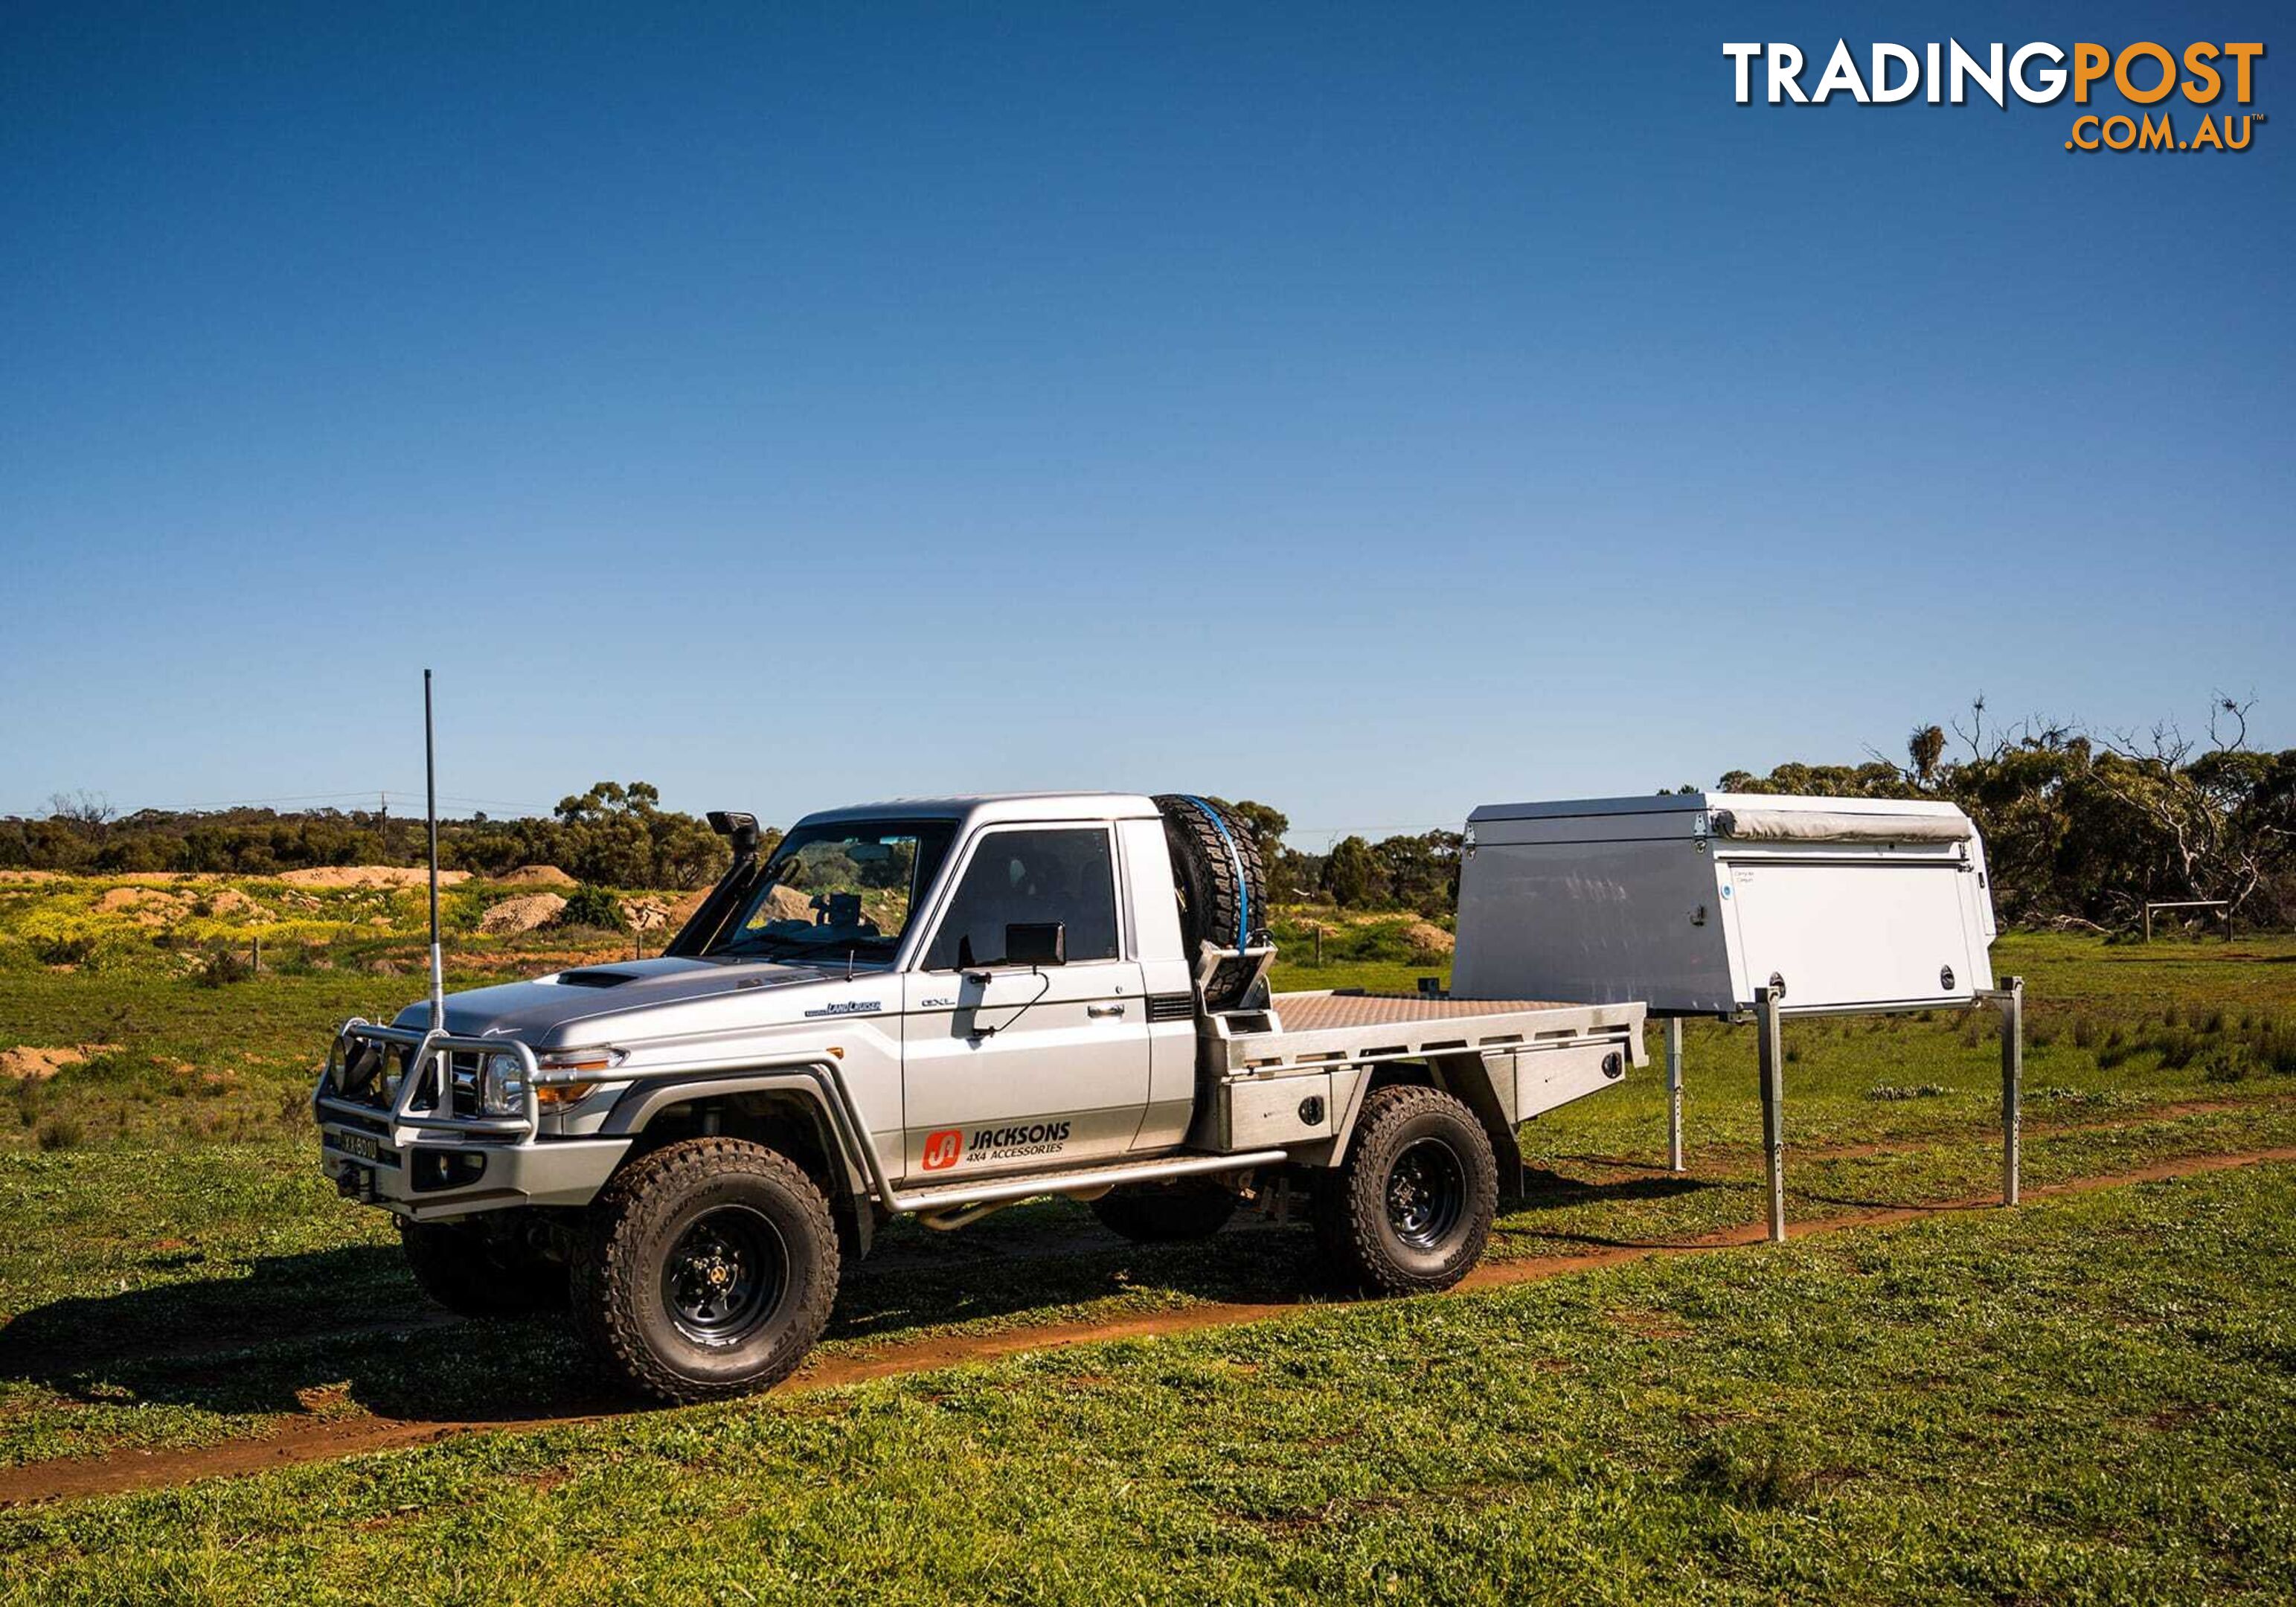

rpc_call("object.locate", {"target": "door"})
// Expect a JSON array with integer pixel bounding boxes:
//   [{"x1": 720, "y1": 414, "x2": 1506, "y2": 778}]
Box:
[
  {"x1": 900, "y1": 823, "x2": 1150, "y2": 1180},
  {"x1": 1724, "y1": 856, "x2": 1981, "y2": 1009}
]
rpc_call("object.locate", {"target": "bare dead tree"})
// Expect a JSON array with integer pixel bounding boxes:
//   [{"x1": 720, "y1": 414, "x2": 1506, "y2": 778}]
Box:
[
  {"x1": 1950, "y1": 692, "x2": 1989, "y2": 760},
  {"x1": 45, "y1": 790, "x2": 115, "y2": 827},
  {"x1": 2208, "y1": 690, "x2": 2256, "y2": 751},
  {"x1": 2089, "y1": 716, "x2": 2266, "y2": 908}
]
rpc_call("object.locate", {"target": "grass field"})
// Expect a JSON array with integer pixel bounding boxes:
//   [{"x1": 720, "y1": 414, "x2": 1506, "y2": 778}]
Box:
[{"x1": 0, "y1": 887, "x2": 2292, "y2": 1600}]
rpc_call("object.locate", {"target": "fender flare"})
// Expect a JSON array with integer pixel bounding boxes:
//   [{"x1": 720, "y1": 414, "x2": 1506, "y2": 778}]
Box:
[{"x1": 600, "y1": 1065, "x2": 894, "y2": 1209}]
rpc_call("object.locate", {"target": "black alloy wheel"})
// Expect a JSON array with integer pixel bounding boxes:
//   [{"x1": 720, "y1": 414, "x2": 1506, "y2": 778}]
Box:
[
  {"x1": 1383, "y1": 1137, "x2": 1466, "y2": 1252},
  {"x1": 661, "y1": 1205, "x2": 789, "y2": 1347}
]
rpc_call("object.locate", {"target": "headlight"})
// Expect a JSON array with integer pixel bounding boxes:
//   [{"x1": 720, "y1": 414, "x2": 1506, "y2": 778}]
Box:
[{"x1": 479, "y1": 1051, "x2": 529, "y2": 1117}]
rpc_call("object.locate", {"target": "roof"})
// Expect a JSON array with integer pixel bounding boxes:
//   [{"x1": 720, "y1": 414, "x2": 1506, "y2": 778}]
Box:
[
  {"x1": 792, "y1": 792, "x2": 1162, "y2": 830},
  {"x1": 1468, "y1": 792, "x2": 1971, "y2": 824}
]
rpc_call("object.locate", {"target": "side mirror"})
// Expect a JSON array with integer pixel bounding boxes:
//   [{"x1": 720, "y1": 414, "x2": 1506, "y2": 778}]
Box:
[{"x1": 1004, "y1": 922, "x2": 1066, "y2": 967}]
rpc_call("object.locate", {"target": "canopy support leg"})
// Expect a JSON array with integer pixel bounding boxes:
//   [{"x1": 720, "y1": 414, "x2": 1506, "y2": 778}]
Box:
[
  {"x1": 1665, "y1": 1016, "x2": 1685, "y2": 1174},
  {"x1": 1757, "y1": 987, "x2": 1785, "y2": 1243},
  {"x1": 1991, "y1": 977, "x2": 2024, "y2": 1206}
]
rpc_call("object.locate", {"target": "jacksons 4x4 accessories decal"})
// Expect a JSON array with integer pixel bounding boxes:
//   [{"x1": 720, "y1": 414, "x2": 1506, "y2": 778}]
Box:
[{"x1": 920, "y1": 1120, "x2": 1074, "y2": 1170}]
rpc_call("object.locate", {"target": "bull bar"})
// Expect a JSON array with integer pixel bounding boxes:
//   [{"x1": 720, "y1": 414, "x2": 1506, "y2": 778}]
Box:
[{"x1": 312, "y1": 1018, "x2": 542, "y2": 1147}]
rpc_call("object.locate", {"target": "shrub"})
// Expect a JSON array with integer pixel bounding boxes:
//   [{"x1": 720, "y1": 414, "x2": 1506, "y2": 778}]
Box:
[
  {"x1": 2200, "y1": 1048, "x2": 2253, "y2": 1085},
  {"x1": 554, "y1": 885, "x2": 627, "y2": 933},
  {"x1": 1680, "y1": 1439, "x2": 1831, "y2": 1510},
  {"x1": 192, "y1": 945, "x2": 254, "y2": 987},
  {"x1": 35, "y1": 1114, "x2": 83, "y2": 1151},
  {"x1": 33, "y1": 933, "x2": 97, "y2": 966},
  {"x1": 2251, "y1": 1020, "x2": 2296, "y2": 1076},
  {"x1": 1865, "y1": 1083, "x2": 1948, "y2": 1101}
]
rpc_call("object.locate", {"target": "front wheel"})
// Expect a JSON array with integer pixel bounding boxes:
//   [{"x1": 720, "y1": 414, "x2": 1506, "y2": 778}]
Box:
[
  {"x1": 1314, "y1": 1085, "x2": 1498, "y2": 1295},
  {"x1": 572, "y1": 1138, "x2": 841, "y2": 1404}
]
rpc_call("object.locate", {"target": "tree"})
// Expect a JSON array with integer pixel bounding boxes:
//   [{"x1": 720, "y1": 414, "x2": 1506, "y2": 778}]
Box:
[
  {"x1": 1322, "y1": 836, "x2": 1380, "y2": 908},
  {"x1": 1908, "y1": 725, "x2": 1946, "y2": 787},
  {"x1": 45, "y1": 791, "x2": 114, "y2": 827},
  {"x1": 1213, "y1": 798, "x2": 1289, "y2": 862},
  {"x1": 1725, "y1": 700, "x2": 2296, "y2": 929},
  {"x1": 549, "y1": 780, "x2": 730, "y2": 888},
  {"x1": 1373, "y1": 830, "x2": 1462, "y2": 916}
]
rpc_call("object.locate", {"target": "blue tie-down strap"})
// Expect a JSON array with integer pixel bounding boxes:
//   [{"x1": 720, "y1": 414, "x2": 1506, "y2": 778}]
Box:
[{"x1": 1181, "y1": 795, "x2": 1249, "y2": 955}]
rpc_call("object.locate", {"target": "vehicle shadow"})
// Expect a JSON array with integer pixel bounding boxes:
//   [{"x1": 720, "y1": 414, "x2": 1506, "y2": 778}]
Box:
[
  {"x1": 1507, "y1": 1165, "x2": 1717, "y2": 1213},
  {"x1": 1488, "y1": 1166, "x2": 1734, "y2": 1251},
  {"x1": 0, "y1": 1204, "x2": 1333, "y2": 1428},
  {"x1": 0, "y1": 1167, "x2": 1714, "y2": 1430}
]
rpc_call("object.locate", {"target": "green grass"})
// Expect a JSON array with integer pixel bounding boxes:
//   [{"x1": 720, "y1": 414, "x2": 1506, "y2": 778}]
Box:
[
  {"x1": 0, "y1": 936, "x2": 2289, "y2": 1486},
  {"x1": 0, "y1": 914, "x2": 2291, "y2": 1597},
  {"x1": 1, "y1": 1162, "x2": 2291, "y2": 1603}
]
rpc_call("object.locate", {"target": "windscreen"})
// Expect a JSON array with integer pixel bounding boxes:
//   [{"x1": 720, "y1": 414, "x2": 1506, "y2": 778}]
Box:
[{"x1": 707, "y1": 821, "x2": 955, "y2": 964}]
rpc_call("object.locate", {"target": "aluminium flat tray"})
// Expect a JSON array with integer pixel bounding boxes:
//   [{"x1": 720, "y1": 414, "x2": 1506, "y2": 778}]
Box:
[{"x1": 1208, "y1": 990, "x2": 1648, "y2": 1077}]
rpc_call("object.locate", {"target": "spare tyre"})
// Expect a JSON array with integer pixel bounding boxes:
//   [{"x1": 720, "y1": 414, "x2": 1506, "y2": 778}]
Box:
[{"x1": 1153, "y1": 794, "x2": 1270, "y2": 1010}]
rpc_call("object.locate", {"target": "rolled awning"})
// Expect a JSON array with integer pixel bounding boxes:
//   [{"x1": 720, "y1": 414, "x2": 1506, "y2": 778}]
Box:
[{"x1": 1710, "y1": 808, "x2": 1972, "y2": 844}]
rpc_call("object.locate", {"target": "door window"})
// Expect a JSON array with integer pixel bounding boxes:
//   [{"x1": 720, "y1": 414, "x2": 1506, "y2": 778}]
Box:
[{"x1": 923, "y1": 828, "x2": 1120, "y2": 970}]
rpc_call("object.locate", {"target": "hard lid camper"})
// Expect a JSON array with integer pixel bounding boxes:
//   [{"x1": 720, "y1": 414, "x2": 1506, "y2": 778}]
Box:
[{"x1": 1451, "y1": 793, "x2": 1996, "y2": 1015}]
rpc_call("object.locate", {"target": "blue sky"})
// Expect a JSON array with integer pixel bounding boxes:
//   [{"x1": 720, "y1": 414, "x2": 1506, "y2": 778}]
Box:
[{"x1": 3, "y1": 2, "x2": 2287, "y2": 847}]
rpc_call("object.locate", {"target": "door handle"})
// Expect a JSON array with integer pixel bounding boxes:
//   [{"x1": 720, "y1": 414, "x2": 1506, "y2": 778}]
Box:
[{"x1": 1087, "y1": 1003, "x2": 1126, "y2": 1019}]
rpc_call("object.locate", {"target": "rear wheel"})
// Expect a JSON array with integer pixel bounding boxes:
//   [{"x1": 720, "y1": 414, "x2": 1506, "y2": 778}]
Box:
[
  {"x1": 398, "y1": 1215, "x2": 566, "y2": 1318},
  {"x1": 572, "y1": 1138, "x2": 841, "y2": 1403},
  {"x1": 1088, "y1": 1180, "x2": 1240, "y2": 1243},
  {"x1": 1314, "y1": 1086, "x2": 1497, "y2": 1295}
]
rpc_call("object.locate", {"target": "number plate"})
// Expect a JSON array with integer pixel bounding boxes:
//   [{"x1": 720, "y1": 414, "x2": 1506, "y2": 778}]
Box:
[{"x1": 330, "y1": 1131, "x2": 394, "y2": 1166}]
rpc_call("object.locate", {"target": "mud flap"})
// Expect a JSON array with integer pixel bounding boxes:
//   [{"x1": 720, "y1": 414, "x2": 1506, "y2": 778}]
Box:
[{"x1": 1432, "y1": 1053, "x2": 1526, "y2": 1201}]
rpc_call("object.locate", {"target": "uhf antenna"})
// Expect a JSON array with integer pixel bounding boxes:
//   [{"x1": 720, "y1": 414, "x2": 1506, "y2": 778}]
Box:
[{"x1": 425, "y1": 669, "x2": 444, "y2": 1030}]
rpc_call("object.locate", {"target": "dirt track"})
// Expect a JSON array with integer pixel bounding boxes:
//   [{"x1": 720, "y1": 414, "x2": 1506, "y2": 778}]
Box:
[{"x1": 2, "y1": 1145, "x2": 2288, "y2": 1508}]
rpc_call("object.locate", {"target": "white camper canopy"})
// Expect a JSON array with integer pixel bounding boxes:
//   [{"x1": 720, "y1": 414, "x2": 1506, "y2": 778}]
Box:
[{"x1": 1451, "y1": 792, "x2": 1998, "y2": 1015}]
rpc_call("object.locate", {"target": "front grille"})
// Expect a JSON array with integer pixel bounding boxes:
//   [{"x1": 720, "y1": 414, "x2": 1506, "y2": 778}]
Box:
[{"x1": 446, "y1": 1051, "x2": 484, "y2": 1117}]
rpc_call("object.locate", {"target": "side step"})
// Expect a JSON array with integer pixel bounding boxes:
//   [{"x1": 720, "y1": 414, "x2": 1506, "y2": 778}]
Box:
[{"x1": 887, "y1": 1148, "x2": 1289, "y2": 1216}]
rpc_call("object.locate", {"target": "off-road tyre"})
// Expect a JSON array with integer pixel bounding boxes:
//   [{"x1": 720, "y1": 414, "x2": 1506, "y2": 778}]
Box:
[
  {"x1": 1088, "y1": 1179, "x2": 1241, "y2": 1243},
  {"x1": 1313, "y1": 1085, "x2": 1498, "y2": 1295},
  {"x1": 571, "y1": 1138, "x2": 841, "y2": 1404},
  {"x1": 398, "y1": 1216, "x2": 567, "y2": 1318},
  {"x1": 1153, "y1": 794, "x2": 1270, "y2": 1010}
]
